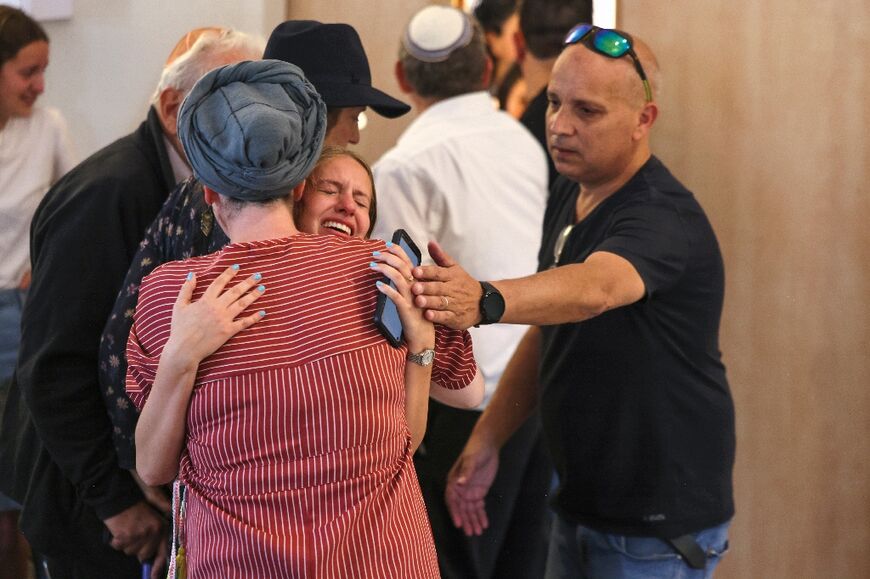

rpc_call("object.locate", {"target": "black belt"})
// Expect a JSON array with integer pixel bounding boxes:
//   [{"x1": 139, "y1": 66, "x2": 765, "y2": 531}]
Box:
[{"x1": 666, "y1": 534, "x2": 707, "y2": 570}]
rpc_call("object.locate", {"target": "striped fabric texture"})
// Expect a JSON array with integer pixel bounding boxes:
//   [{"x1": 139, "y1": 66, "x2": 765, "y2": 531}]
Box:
[{"x1": 127, "y1": 233, "x2": 476, "y2": 577}]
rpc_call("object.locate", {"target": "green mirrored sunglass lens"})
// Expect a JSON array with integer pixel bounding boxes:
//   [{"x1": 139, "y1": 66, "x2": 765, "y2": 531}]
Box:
[{"x1": 593, "y1": 30, "x2": 630, "y2": 56}]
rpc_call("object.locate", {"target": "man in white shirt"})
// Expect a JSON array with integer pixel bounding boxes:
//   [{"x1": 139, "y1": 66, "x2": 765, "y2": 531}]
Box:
[{"x1": 371, "y1": 6, "x2": 551, "y2": 578}]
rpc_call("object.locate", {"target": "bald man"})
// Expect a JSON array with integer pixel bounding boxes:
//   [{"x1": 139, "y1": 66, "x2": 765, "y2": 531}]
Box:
[
  {"x1": 0, "y1": 28, "x2": 263, "y2": 579},
  {"x1": 412, "y1": 27, "x2": 735, "y2": 578}
]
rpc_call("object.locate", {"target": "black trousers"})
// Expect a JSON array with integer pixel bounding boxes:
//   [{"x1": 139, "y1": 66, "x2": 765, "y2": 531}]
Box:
[
  {"x1": 414, "y1": 400, "x2": 553, "y2": 579},
  {"x1": 37, "y1": 544, "x2": 142, "y2": 579}
]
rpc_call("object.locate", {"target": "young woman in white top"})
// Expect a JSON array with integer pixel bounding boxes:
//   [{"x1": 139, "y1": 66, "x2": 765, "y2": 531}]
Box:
[
  {"x1": 0, "y1": 6, "x2": 77, "y2": 380},
  {"x1": 0, "y1": 7, "x2": 76, "y2": 578}
]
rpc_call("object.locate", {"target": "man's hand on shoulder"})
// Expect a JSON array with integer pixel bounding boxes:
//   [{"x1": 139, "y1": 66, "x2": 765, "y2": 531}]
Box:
[{"x1": 411, "y1": 241, "x2": 483, "y2": 331}]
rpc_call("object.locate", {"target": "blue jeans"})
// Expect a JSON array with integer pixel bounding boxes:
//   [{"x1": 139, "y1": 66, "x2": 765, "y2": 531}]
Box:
[
  {"x1": 0, "y1": 288, "x2": 25, "y2": 512},
  {"x1": 0, "y1": 288, "x2": 26, "y2": 385},
  {"x1": 545, "y1": 516, "x2": 730, "y2": 579}
]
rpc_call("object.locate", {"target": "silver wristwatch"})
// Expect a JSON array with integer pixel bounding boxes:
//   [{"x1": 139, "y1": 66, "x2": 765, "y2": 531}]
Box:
[{"x1": 407, "y1": 348, "x2": 435, "y2": 367}]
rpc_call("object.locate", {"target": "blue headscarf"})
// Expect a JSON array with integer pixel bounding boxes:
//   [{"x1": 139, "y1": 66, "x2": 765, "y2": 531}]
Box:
[{"x1": 177, "y1": 59, "x2": 327, "y2": 201}]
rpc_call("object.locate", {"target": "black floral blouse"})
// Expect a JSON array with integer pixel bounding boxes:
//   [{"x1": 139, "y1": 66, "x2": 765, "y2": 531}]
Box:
[{"x1": 99, "y1": 177, "x2": 229, "y2": 468}]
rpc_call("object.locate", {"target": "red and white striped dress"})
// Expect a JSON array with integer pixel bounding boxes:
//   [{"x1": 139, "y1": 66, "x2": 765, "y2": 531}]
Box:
[{"x1": 126, "y1": 233, "x2": 476, "y2": 578}]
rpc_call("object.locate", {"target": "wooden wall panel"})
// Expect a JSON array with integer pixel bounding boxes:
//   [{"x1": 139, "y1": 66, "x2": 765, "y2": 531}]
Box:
[{"x1": 619, "y1": 2, "x2": 870, "y2": 577}]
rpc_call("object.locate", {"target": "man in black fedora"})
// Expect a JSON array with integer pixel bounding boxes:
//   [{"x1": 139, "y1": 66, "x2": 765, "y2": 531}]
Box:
[
  {"x1": 264, "y1": 20, "x2": 410, "y2": 145},
  {"x1": 97, "y1": 21, "x2": 412, "y2": 482}
]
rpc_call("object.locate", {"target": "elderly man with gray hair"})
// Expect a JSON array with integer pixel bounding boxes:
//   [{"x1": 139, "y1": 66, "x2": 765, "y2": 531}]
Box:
[
  {"x1": 371, "y1": 6, "x2": 551, "y2": 579},
  {"x1": 0, "y1": 27, "x2": 262, "y2": 579}
]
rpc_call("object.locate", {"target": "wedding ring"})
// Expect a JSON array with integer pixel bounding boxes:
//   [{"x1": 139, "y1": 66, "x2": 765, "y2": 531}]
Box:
[
  {"x1": 442, "y1": 296, "x2": 449, "y2": 309},
  {"x1": 407, "y1": 275, "x2": 414, "y2": 283}
]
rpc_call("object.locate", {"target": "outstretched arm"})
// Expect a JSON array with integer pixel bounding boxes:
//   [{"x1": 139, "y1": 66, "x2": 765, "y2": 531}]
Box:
[
  {"x1": 445, "y1": 325, "x2": 542, "y2": 535},
  {"x1": 412, "y1": 241, "x2": 645, "y2": 330},
  {"x1": 135, "y1": 266, "x2": 265, "y2": 485}
]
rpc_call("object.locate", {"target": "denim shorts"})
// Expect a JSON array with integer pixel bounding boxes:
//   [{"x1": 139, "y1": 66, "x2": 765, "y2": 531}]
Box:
[{"x1": 545, "y1": 515, "x2": 730, "y2": 579}]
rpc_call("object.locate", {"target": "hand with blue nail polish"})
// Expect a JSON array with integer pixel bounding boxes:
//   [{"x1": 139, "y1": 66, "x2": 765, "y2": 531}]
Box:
[
  {"x1": 163, "y1": 264, "x2": 268, "y2": 369},
  {"x1": 374, "y1": 240, "x2": 435, "y2": 355}
]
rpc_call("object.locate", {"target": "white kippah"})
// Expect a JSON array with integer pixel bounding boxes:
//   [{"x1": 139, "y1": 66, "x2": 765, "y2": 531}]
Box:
[{"x1": 402, "y1": 6, "x2": 473, "y2": 63}]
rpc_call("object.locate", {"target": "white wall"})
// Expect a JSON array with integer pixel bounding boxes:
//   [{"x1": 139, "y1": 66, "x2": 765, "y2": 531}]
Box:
[{"x1": 37, "y1": 0, "x2": 285, "y2": 157}]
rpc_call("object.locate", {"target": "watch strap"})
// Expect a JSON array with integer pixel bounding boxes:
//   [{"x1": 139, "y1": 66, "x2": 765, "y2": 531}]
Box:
[
  {"x1": 406, "y1": 348, "x2": 435, "y2": 367},
  {"x1": 478, "y1": 281, "x2": 504, "y2": 325}
]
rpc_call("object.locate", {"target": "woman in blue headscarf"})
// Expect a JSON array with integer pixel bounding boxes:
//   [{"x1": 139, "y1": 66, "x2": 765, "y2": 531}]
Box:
[{"x1": 125, "y1": 60, "x2": 477, "y2": 578}]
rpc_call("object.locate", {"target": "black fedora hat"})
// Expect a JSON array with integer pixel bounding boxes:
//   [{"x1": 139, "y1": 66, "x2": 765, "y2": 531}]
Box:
[{"x1": 264, "y1": 20, "x2": 411, "y2": 119}]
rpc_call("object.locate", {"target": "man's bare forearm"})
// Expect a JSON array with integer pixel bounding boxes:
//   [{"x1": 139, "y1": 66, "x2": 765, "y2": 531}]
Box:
[
  {"x1": 413, "y1": 247, "x2": 644, "y2": 330},
  {"x1": 496, "y1": 253, "x2": 644, "y2": 326}
]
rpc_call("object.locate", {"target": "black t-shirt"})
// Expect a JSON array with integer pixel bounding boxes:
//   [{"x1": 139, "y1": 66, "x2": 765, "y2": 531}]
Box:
[{"x1": 537, "y1": 156, "x2": 735, "y2": 537}]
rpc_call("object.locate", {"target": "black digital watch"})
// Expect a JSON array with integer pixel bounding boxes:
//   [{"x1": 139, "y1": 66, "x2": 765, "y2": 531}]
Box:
[{"x1": 478, "y1": 281, "x2": 505, "y2": 325}]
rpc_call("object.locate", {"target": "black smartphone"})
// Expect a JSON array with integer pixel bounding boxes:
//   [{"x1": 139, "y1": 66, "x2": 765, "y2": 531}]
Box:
[{"x1": 373, "y1": 229, "x2": 422, "y2": 348}]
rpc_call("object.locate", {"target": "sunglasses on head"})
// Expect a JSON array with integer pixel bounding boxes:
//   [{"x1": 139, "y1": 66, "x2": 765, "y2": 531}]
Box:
[{"x1": 563, "y1": 24, "x2": 653, "y2": 103}]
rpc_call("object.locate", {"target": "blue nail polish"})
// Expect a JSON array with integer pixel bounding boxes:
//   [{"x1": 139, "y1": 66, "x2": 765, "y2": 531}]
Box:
[
  {"x1": 258, "y1": 310, "x2": 266, "y2": 317},
  {"x1": 186, "y1": 272, "x2": 193, "y2": 281},
  {"x1": 385, "y1": 241, "x2": 394, "y2": 248},
  {"x1": 376, "y1": 280, "x2": 384, "y2": 287},
  {"x1": 253, "y1": 273, "x2": 262, "y2": 281},
  {"x1": 369, "y1": 262, "x2": 378, "y2": 268},
  {"x1": 372, "y1": 251, "x2": 381, "y2": 257},
  {"x1": 257, "y1": 285, "x2": 265, "y2": 293},
  {"x1": 232, "y1": 264, "x2": 240, "y2": 271}
]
